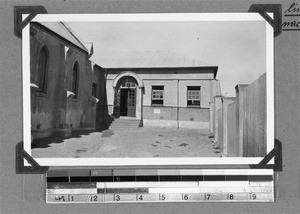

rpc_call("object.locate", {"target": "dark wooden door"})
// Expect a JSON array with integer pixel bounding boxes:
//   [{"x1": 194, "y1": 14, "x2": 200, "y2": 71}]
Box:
[
  {"x1": 120, "y1": 89, "x2": 128, "y2": 116},
  {"x1": 127, "y1": 89, "x2": 136, "y2": 117}
]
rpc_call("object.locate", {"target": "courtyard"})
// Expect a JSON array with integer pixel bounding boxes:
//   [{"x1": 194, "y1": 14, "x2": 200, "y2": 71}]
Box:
[{"x1": 32, "y1": 127, "x2": 221, "y2": 158}]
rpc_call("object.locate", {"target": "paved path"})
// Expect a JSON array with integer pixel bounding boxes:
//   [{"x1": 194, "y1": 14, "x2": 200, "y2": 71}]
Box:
[{"x1": 32, "y1": 127, "x2": 220, "y2": 158}]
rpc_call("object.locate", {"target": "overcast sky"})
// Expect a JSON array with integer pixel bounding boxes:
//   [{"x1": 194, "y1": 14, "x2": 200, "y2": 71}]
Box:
[{"x1": 68, "y1": 21, "x2": 266, "y2": 97}]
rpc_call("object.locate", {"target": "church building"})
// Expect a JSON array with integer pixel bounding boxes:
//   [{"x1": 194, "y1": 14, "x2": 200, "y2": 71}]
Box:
[{"x1": 30, "y1": 21, "x2": 103, "y2": 140}]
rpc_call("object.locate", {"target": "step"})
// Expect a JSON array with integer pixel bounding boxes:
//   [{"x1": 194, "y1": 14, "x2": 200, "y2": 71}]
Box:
[
  {"x1": 110, "y1": 123, "x2": 140, "y2": 126},
  {"x1": 110, "y1": 121, "x2": 140, "y2": 125},
  {"x1": 110, "y1": 127, "x2": 139, "y2": 130},
  {"x1": 112, "y1": 119, "x2": 140, "y2": 123},
  {"x1": 110, "y1": 125, "x2": 139, "y2": 128},
  {"x1": 111, "y1": 121, "x2": 140, "y2": 124},
  {"x1": 109, "y1": 125, "x2": 140, "y2": 129},
  {"x1": 110, "y1": 123, "x2": 139, "y2": 126},
  {"x1": 109, "y1": 118, "x2": 141, "y2": 129},
  {"x1": 111, "y1": 119, "x2": 140, "y2": 124}
]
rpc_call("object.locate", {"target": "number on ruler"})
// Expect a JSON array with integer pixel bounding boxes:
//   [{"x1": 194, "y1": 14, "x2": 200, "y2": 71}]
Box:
[
  {"x1": 137, "y1": 194, "x2": 143, "y2": 201},
  {"x1": 250, "y1": 193, "x2": 256, "y2": 200},
  {"x1": 90, "y1": 195, "x2": 98, "y2": 201},
  {"x1": 228, "y1": 194, "x2": 234, "y2": 200},
  {"x1": 183, "y1": 194, "x2": 189, "y2": 200},
  {"x1": 160, "y1": 194, "x2": 166, "y2": 201},
  {"x1": 205, "y1": 193, "x2": 211, "y2": 200},
  {"x1": 115, "y1": 194, "x2": 121, "y2": 201},
  {"x1": 69, "y1": 195, "x2": 74, "y2": 201}
]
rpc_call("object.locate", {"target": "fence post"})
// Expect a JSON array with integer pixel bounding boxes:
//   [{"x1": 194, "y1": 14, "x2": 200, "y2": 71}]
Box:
[
  {"x1": 222, "y1": 97, "x2": 236, "y2": 157},
  {"x1": 227, "y1": 101, "x2": 237, "y2": 156},
  {"x1": 213, "y1": 96, "x2": 223, "y2": 143},
  {"x1": 235, "y1": 84, "x2": 248, "y2": 157},
  {"x1": 209, "y1": 101, "x2": 214, "y2": 134}
]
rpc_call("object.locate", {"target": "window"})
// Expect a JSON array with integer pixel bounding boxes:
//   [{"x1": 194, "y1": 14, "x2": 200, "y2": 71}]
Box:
[
  {"x1": 119, "y1": 76, "x2": 137, "y2": 89},
  {"x1": 72, "y1": 61, "x2": 79, "y2": 99},
  {"x1": 120, "y1": 82, "x2": 136, "y2": 88},
  {"x1": 187, "y1": 86, "x2": 201, "y2": 107},
  {"x1": 92, "y1": 83, "x2": 97, "y2": 98},
  {"x1": 152, "y1": 86, "x2": 164, "y2": 105},
  {"x1": 36, "y1": 46, "x2": 48, "y2": 93}
]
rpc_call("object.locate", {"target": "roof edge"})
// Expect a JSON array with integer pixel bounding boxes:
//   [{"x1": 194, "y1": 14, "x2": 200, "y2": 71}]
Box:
[
  {"x1": 60, "y1": 22, "x2": 89, "y2": 52},
  {"x1": 212, "y1": 66, "x2": 218, "y2": 79},
  {"x1": 101, "y1": 65, "x2": 218, "y2": 70},
  {"x1": 32, "y1": 22, "x2": 89, "y2": 54}
]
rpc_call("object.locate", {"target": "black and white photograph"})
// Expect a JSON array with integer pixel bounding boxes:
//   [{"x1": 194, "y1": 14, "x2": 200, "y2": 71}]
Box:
[
  {"x1": 23, "y1": 13, "x2": 274, "y2": 165},
  {"x1": 1, "y1": 0, "x2": 300, "y2": 212}
]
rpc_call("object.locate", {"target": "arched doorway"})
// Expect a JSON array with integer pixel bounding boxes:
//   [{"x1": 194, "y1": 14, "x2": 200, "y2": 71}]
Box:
[
  {"x1": 112, "y1": 72, "x2": 143, "y2": 119},
  {"x1": 114, "y1": 76, "x2": 137, "y2": 117}
]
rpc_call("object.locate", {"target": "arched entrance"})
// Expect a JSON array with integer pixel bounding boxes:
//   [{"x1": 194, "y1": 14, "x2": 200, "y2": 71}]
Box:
[{"x1": 112, "y1": 72, "x2": 143, "y2": 119}]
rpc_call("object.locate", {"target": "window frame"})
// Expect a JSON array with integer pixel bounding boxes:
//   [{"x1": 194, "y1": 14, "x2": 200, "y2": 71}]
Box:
[
  {"x1": 120, "y1": 81, "x2": 136, "y2": 89},
  {"x1": 72, "y1": 61, "x2": 79, "y2": 99},
  {"x1": 187, "y1": 86, "x2": 201, "y2": 107},
  {"x1": 92, "y1": 82, "x2": 97, "y2": 98},
  {"x1": 151, "y1": 85, "x2": 164, "y2": 106}
]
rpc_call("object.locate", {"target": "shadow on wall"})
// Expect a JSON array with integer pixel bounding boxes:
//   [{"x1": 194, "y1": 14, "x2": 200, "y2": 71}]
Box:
[{"x1": 95, "y1": 66, "x2": 114, "y2": 131}]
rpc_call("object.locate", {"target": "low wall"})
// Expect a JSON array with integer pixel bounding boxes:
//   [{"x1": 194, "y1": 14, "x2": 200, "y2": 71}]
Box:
[
  {"x1": 110, "y1": 105, "x2": 210, "y2": 129},
  {"x1": 143, "y1": 106, "x2": 209, "y2": 121},
  {"x1": 143, "y1": 119, "x2": 209, "y2": 129},
  {"x1": 142, "y1": 106, "x2": 210, "y2": 129},
  {"x1": 143, "y1": 106, "x2": 177, "y2": 121}
]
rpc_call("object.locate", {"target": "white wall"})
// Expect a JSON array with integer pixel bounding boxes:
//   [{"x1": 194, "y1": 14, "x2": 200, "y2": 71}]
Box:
[{"x1": 105, "y1": 70, "x2": 215, "y2": 108}]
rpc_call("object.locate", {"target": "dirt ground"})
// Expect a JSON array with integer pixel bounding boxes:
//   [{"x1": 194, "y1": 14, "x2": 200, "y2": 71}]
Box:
[{"x1": 32, "y1": 127, "x2": 221, "y2": 158}]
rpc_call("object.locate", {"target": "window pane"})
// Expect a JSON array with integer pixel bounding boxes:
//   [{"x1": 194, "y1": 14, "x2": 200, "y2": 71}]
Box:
[
  {"x1": 72, "y1": 61, "x2": 79, "y2": 98},
  {"x1": 152, "y1": 86, "x2": 164, "y2": 105},
  {"x1": 152, "y1": 89, "x2": 164, "y2": 100},
  {"x1": 193, "y1": 100, "x2": 200, "y2": 105},
  {"x1": 187, "y1": 86, "x2": 200, "y2": 91},
  {"x1": 187, "y1": 86, "x2": 200, "y2": 106},
  {"x1": 152, "y1": 86, "x2": 164, "y2": 90},
  {"x1": 152, "y1": 99, "x2": 163, "y2": 105},
  {"x1": 92, "y1": 83, "x2": 97, "y2": 97}
]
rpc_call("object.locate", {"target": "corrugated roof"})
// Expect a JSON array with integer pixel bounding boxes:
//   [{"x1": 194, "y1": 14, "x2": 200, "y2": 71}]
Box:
[
  {"x1": 38, "y1": 22, "x2": 89, "y2": 52},
  {"x1": 92, "y1": 51, "x2": 214, "y2": 69}
]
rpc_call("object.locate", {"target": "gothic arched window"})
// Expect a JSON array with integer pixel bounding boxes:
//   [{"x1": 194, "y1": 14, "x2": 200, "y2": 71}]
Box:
[
  {"x1": 36, "y1": 46, "x2": 48, "y2": 93},
  {"x1": 72, "y1": 61, "x2": 79, "y2": 98}
]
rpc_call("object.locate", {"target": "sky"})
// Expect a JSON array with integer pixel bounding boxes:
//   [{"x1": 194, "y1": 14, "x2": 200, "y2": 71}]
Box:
[{"x1": 68, "y1": 21, "x2": 266, "y2": 97}]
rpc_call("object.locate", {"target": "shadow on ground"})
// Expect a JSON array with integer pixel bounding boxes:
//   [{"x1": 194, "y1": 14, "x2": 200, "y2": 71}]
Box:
[{"x1": 31, "y1": 130, "x2": 108, "y2": 149}]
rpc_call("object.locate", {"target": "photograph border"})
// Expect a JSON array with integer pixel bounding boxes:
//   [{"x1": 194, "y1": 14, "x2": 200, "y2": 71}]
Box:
[{"x1": 22, "y1": 13, "x2": 274, "y2": 166}]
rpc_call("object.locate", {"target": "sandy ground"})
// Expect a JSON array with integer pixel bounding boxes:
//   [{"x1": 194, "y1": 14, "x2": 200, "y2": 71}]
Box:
[{"x1": 32, "y1": 127, "x2": 220, "y2": 158}]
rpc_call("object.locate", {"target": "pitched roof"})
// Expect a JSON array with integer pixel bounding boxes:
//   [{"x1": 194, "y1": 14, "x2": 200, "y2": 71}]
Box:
[
  {"x1": 93, "y1": 51, "x2": 215, "y2": 69},
  {"x1": 37, "y1": 22, "x2": 89, "y2": 52}
]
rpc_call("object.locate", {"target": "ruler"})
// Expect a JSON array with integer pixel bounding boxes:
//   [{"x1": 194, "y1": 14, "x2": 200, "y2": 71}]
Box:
[{"x1": 46, "y1": 169, "x2": 274, "y2": 203}]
